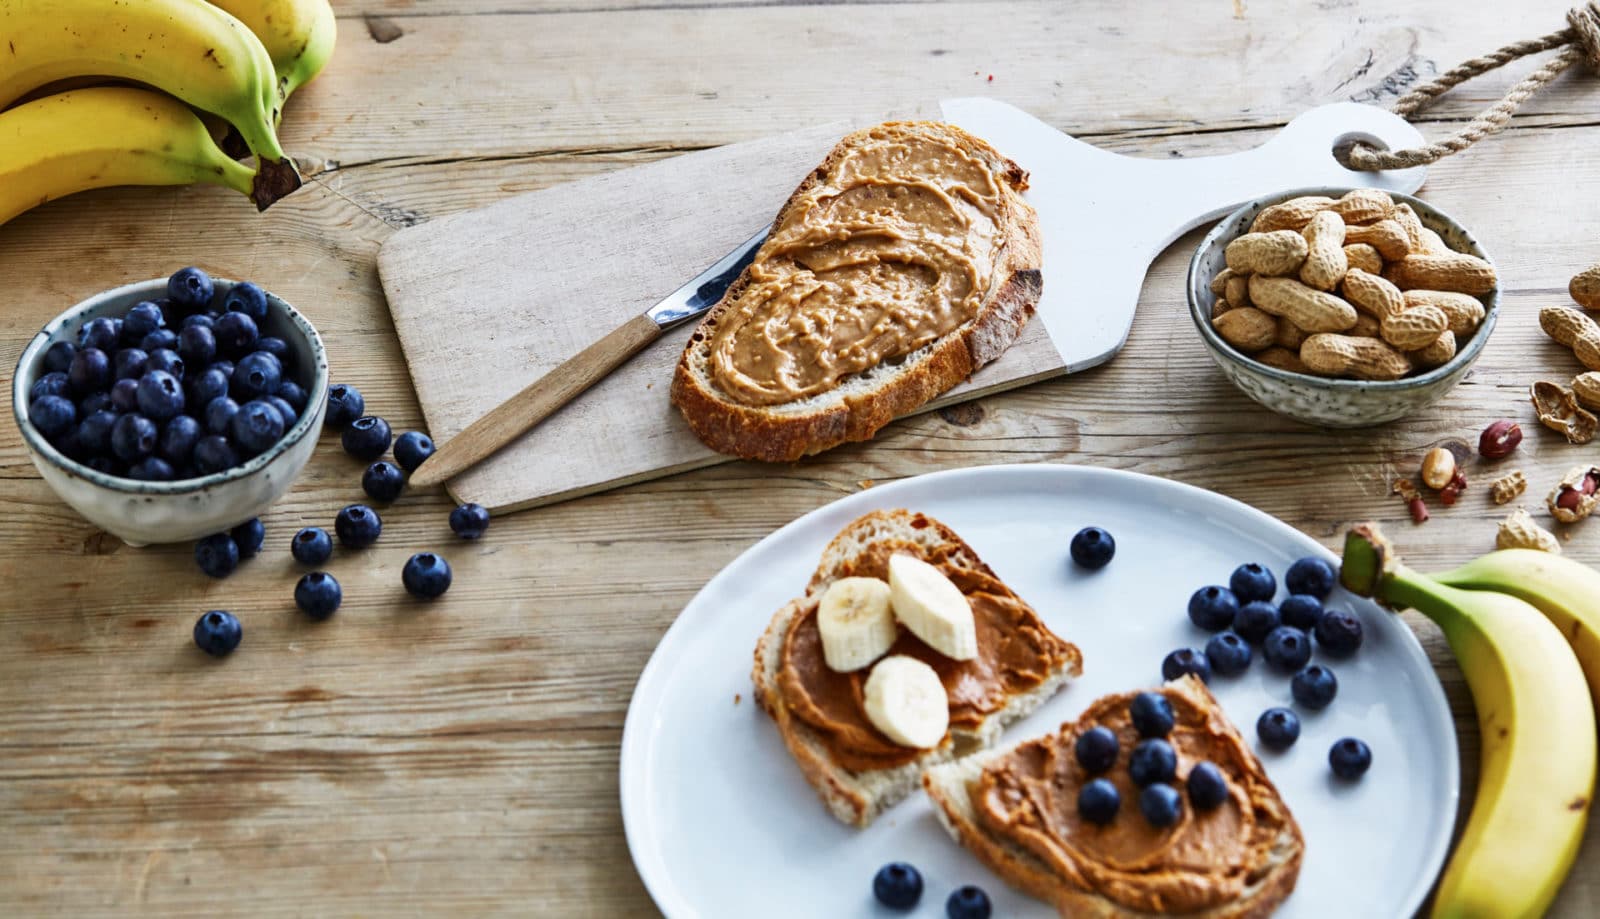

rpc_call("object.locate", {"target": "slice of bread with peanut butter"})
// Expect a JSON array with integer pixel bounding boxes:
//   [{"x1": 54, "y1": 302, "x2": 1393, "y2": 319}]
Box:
[
  {"x1": 752, "y1": 509, "x2": 1080, "y2": 827},
  {"x1": 923, "y1": 676, "x2": 1304, "y2": 918},
  {"x1": 672, "y1": 121, "x2": 1043, "y2": 462}
]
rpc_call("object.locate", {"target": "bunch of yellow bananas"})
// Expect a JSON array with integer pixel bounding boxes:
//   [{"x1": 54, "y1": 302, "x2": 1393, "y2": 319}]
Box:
[
  {"x1": 0, "y1": 0, "x2": 336, "y2": 224},
  {"x1": 1343, "y1": 525, "x2": 1600, "y2": 918}
]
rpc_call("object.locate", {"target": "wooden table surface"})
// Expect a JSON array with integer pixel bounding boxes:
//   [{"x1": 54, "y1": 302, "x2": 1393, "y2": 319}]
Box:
[{"x1": 4, "y1": 0, "x2": 1600, "y2": 914}]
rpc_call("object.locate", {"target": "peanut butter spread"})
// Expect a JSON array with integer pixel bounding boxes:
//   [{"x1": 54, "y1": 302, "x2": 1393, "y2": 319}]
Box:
[
  {"x1": 708, "y1": 123, "x2": 1028, "y2": 406},
  {"x1": 776, "y1": 539, "x2": 1073, "y2": 773},
  {"x1": 973, "y1": 684, "x2": 1294, "y2": 914}
]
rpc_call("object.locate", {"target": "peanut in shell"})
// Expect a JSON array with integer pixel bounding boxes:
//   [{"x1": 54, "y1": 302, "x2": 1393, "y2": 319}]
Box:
[{"x1": 1226, "y1": 231, "x2": 1310, "y2": 277}]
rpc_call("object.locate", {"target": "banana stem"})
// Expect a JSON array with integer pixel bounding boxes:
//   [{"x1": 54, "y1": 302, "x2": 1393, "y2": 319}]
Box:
[{"x1": 251, "y1": 158, "x2": 302, "y2": 211}]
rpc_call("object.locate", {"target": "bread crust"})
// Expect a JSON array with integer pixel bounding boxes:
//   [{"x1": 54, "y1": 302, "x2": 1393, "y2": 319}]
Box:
[{"x1": 672, "y1": 122, "x2": 1043, "y2": 462}]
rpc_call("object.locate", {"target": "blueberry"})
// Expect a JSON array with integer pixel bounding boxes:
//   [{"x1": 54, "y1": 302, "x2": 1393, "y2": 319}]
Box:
[
  {"x1": 335, "y1": 504, "x2": 382, "y2": 548},
  {"x1": 177, "y1": 324, "x2": 217, "y2": 368},
  {"x1": 231, "y1": 518, "x2": 265, "y2": 558},
  {"x1": 213, "y1": 311, "x2": 259, "y2": 358},
  {"x1": 1257, "y1": 707, "x2": 1301, "y2": 750},
  {"x1": 230, "y1": 399, "x2": 285, "y2": 455},
  {"x1": 123, "y1": 301, "x2": 166, "y2": 341},
  {"x1": 68, "y1": 347, "x2": 111, "y2": 394},
  {"x1": 275, "y1": 379, "x2": 308, "y2": 412},
  {"x1": 394, "y1": 431, "x2": 435, "y2": 473},
  {"x1": 1262, "y1": 626, "x2": 1312, "y2": 672},
  {"x1": 1074, "y1": 725, "x2": 1119, "y2": 773},
  {"x1": 325, "y1": 384, "x2": 365, "y2": 429},
  {"x1": 28, "y1": 394, "x2": 76, "y2": 438},
  {"x1": 74, "y1": 410, "x2": 118, "y2": 457},
  {"x1": 78, "y1": 316, "x2": 121, "y2": 352},
  {"x1": 1314, "y1": 609, "x2": 1364, "y2": 658},
  {"x1": 1077, "y1": 777, "x2": 1121, "y2": 825},
  {"x1": 193, "y1": 610, "x2": 241, "y2": 657},
  {"x1": 157, "y1": 414, "x2": 202, "y2": 465},
  {"x1": 187, "y1": 367, "x2": 230, "y2": 408},
  {"x1": 110, "y1": 413, "x2": 158, "y2": 462},
  {"x1": 264, "y1": 395, "x2": 299, "y2": 429},
  {"x1": 1070, "y1": 526, "x2": 1115, "y2": 569},
  {"x1": 1186, "y1": 585, "x2": 1238, "y2": 632},
  {"x1": 146, "y1": 347, "x2": 185, "y2": 380},
  {"x1": 945, "y1": 885, "x2": 992, "y2": 919},
  {"x1": 135, "y1": 370, "x2": 185, "y2": 421},
  {"x1": 1128, "y1": 738, "x2": 1177, "y2": 786},
  {"x1": 449, "y1": 503, "x2": 491, "y2": 539},
  {"x1": 209, "y1": 359, "x2": 235, "y2": 381},
  {"x1": 1291, "y1": 665, "x2": 1339, "y2": 710},
  {"x1": 110, "y1": 378, "x2": 140, "y2": 413},
  {"x1": 43, "y1": 340, "x2": 76, "y2": 373},
  {"x1": 221, "y1": 281, "x2": 268, "y2": 321},
  {"x1": 294, "y1": 572, "x2": 342, "y2": 620},
  {"x1": 291, "y1": 526, "x2": 334, "y2": 565},
  {"x1": 192, "y1": 435, "x2": 240, "y2": 474},
  {"x1": 204, "y1": 396, "x2": 240, "y2": 435},
  {"x1": 1160, "y1": 648, "x2": 1211, "y2": 683},
  {"x1": 231, "y1": 351, "x2": 281, "y2": 401},
  {"x1": 182, "y1": 313, "x2": 215, "y2": 330},
  {"x1": 1285, "y1": 557, "x2": 1336, "y2": 599},
  {"x1": 402, "y1": 552, "x2": 452, "y2": 599},
  {"x1": 1204, "y1": 632, "x2": 1252, "y2": 676},
  {"x1": 194, "y1": 532, "x2": 240, "y2": 578},
  {"x1": 1139, "y1": 783, "x2": 1182, "y2": 828},
  {"x1": 140, "y1": 328, "x2": 179, "y2": 353},
  {"x1": 113, "y1": 347, "x2": 148, "y2": 380},
  {"x1": 362, "y1": 460, "x2": 405, "y2": 503},
  {"x1": 78, "y1": 391, "x2": 112, "y2": 416},
  {"x1": 1233, "y1": 601, "x2": 1280, "y2": 645},
  {"x1": 1278, "y1": 594, "x2": 1324, "y2": 632},
  {"x1": 127, "y1": 456, "x2": 175, "y2": 481},
  {"x1": 1130, "y1": 692, "x2": 1175, "y2": 738},
  {"x1": 1329, "y1": 737, "x2": 1372, "y2": 779},
  {"x1": 256, "y1": 336, "x2": 289, "y2": 364},
  {"x1": 1187, "y1": 761, "x2": 1229, "y2": 811},
  {"x1": 168, "y1": 267, "x2": 214, "y2": 310},
  {"x1": 871, "y1": 861, "x2": 923, "y2": 911},
  {"x1": 342, "y1": 415, "x2": 392, "y2": 461},
  {"x1": 85, "y1": 456, "x2": 122, "y2": 476},
  {"x1": 1229, "y1": 562, "x2": 1276, "y2": 604},
  {"x1": 31, "y1": 372, "x2": 71, "y2": 402}
]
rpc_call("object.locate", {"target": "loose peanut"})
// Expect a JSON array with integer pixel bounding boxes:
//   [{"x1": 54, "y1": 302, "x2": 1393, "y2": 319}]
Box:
[
  {"x1": 1299, "y1": 211, "x2": 1348, "y2": 291},
  {"x1": 1539, "y1": 306, "x2": 1600, "y2": 347},
  {"x1": 1573, "y1": 372, "x2": 1600, "y2": 411},
  {"x1": 1576, "y1": 335, "x2": 1600, "y2": 373},
  {"x1": 1249, "y1": 275, "x2": 1358, "y2": 332},
  {"x1": 1572, "y1": 265, "x2": 1600, "y2": 311},
  {"x1": 1390, "y1": 203, "x2": 1427, "y2": 250},
  {"x1": 1343, "y1": 243, "x2": 1383, "y2": 276},
  {"x1": 1331, "y1": 188, "x2": 1395, "y2": 225},
  {"x1": 1210, "y1": 267, "x2": 1234, "y2": 299},
  {"x1": 1226, "y1": 231, "x2": 1310, "y2": 277},
  {"x1": 1412, "y1": 331, "x2": 1457, "y2": 370},
  {"x1": 1420, "y1": 447, "x2": 1457, "y2": 490},
  {"x1": 1416, "y1": 227, "x2": 1452, "y2": 255},
  {"x1": 1301, "y1": 333, "x2": 1412, "y2": 380},
  {"x1": 1274, "y1": 315, "x2": 1309, "y2": 350},
  {"x1": 1250, "y1": 196, "x2": 1336, "y2": 233},
  {"x1": 1385, "y1": 253, "x2": 1497, "y2": 295},
  {"x1": 1350, "y1": 313, "x2": 1382, "y2": 338},
  {"x1": 1344, "y1": 219, "x2": 1412, "y2": 260},
  {"x1": 1403, "y1": 290, "x2": 1485, "y2": 337},
  {"x1": 1225, "y1": 273, "x2": 1251, "y2": 310},
  {"x1": 1381, "y1": 304, "x2": 1450, "y2": 351},
  {"x1": 1532, "y1": 380, "x2": 1599, "y2": 445},
  {"x1": 1342, "y1": 267, "x2": 1404, "y2": 320},
  {"x1": 1253, "y1": 346, "x2": 1311, "y2": 374},
  {"x1": 1497, "y1": 507, "x2": 1562, "y2": 553},
  {"x1": 1213, "y1": 307, "x2": 1277, "y2": 353},
  {"x1": 1490, "y1": 470, "x2": 1528, "y2": 505},
  {"x1": 1547, "y1": 465, "x2": 1600, "y2": 524},
  {"x1": 1479, "y1": 420, "x2": 1524, "y2": 459}
]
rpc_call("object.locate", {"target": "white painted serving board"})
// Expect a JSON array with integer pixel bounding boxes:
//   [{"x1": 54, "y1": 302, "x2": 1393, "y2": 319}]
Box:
[{"x1": 378, "y1": 100, "x2": 1426, "y2": 512}]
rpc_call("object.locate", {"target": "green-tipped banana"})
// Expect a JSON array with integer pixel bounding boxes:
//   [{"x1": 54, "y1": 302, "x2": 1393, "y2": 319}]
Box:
[
  {"x1": 207, "y1": 0, "x2": 337, "y2": 105},
  {"x1": 0, "y1": 0, "x2": 300, "y2": 201},
  {"x1": 1342, "y1": 525, "x2": 1595, "y2": 919}
]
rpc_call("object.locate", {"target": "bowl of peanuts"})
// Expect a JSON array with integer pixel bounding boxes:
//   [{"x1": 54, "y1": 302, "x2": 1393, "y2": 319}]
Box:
[{"x1": 1188, "y1": 187, "x2": 1499, "y2": 427}]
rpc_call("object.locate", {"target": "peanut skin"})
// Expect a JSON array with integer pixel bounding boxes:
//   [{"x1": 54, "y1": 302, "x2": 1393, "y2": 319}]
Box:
[
  {"x1": 1249, "y1": 275, "x2": 1358, "y2": 332},
  {"x1": 1299, "y1": 211, "x2": 1348, "y2": 291}
]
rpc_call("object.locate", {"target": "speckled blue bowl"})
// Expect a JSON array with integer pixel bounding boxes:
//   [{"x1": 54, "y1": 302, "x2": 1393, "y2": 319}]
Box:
[
  {"x1": 12, "y1": 278, "x2": 328, "y2": 546},
  {"x1": 1188, "y1": 187, "x2": 1498, "y2": 428}
]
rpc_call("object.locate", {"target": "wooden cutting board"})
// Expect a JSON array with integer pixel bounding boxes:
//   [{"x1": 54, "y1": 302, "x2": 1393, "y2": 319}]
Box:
[{"x1": 377, "y1": 99, "x2": 1425, "y2": 513}]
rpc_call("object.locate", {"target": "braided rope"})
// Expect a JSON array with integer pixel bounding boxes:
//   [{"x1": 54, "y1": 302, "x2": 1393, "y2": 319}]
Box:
[{"x1": 1343, "y1": 3, "x2": 1600, "y2": 171}]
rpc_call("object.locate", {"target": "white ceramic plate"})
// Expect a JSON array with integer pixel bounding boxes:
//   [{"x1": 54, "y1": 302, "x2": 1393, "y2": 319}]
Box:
[{"x1": 621, "y1": 464, "x2": 1458, "y2": 917}]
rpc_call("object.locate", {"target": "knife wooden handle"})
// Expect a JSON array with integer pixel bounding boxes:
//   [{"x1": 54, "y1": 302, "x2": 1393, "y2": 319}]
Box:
[{"x1": 410, "y1": 313, "x2": 664, "y2": 488}]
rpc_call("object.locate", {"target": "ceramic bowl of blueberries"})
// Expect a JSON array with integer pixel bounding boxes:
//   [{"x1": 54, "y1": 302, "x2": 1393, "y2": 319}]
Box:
[
  {"x1": 1187, "y1": 186, "x2": 1499, "y2": 428},
  {"x1": 12, "y1": 268, "x2": 328, "y2": 546}
]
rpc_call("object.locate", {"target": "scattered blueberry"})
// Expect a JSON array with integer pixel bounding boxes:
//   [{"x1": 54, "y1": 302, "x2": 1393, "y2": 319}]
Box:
[
  {"x1": 1329, "y1": 737, "x2": 1372, "y2": 780},
  {"x1": 113, "y1": 347, "x2": 148, "y2": 380},
  {"x1": 256, "y1": 336, "x2": 289, "y2": 363},
  {"x1": 1128, "y1": 738, "x2": 1177, "y2": 786},
  {"x1": 1074, "y1": 725, "x2": 1119, "y2": 774},
  {"x1": 1278, "y1": 594, "x2": 1324, "y2": 632},
  {"x1": 204, "y1": 396, "x2": 240, "y2": 436},
  {"x1": 135, "y1": 370, "x2": 185, "y2": 421},
  {"x1": 449, "y1": 503, "x2": 490, "y2": 539},
  {"x1": 31, "y1": 371, "x2": 71, "y2": 402},
  {"x1": 1314, "y1": 609, "x2": 1365, "y2": 658},
  {"x1": 1160, "y1": 648, "x2": 1211, "y2": 683},
  {"x1": 403, "y1": 552, "x2": 453, "y2": 599},
  {"x1": 43, "y1": 340, "x2": 76, "y2": 373},
  {"x1": 123, "y1": 301, "x2": 165, "y2": 341},
  {"x1": 231, "y1": 351, "x2": 282, "y2": 401},
  {"x1": 1229, "y1": 562, "x2": 1276, "y2": 604},
  {"x1": 1077, "y1": 777, "x2": 1121, "y2": 825},
  {"x1": 1204, "y1": 632, "x2": 1252, "y2": 676},
  {"x1": 110, "y1": 414, "x2": 157, "y2": 462},
  {"x1": 1257, "y1": 707, "x2": 1301, "y2": 750},
  {"x1": 1285, "y1": 557, "x2": 1336, "y2": 599},
  {"x1": 1070, "y1": 526, "x2": 1115, "y2": 569},
  {"x1": 68, "y1": 347, "x2": 111, "y2": 394},
  {"x1": 193, "y1": 610, "x2": 241, "y2": 657},
  {"x1": 1130, "y1": 692, "x2": 1175, "y2": 738},
  {"x1": 394, "y1": 431, "x2": 435, "y2": 473},
  {"x1": 28, "y1": 394, "x2": 76, "y2": 438},
  {"x1": 127, "y1": 456, "x2": 175, "y2": 481},
  {"x1": 342, "y1": 415, "x2": 392, "y2": 461},
  {"x1": 1187, "y1": 761, "x2": 1229, "y2": 811},
  {"x1": 1262, "y1": 626, "x2": 1312, "y2": 672},
  {"x1": 145, "y1": 347, "x2": 185, "y2": 379},
  {"x1": 167, "y1": 266, "x2": 214, "y2": 310},
  {"x1": 872, "y1": 862, "x2": 924, "y2": 911},
  {"x1": 335, "y1": 504, "x2": 382, "y2": 548},
  {"x1": 1187, "y1": 585, "x2": 1238, "y2": 632},
  {"x1": 294, "y1": 572, "x2": 342, "y2": 620},
  {"x1": 1139, "y1": 783, "x2": 1182, "y2": 828},
  {"x1": 230, "y1": 399, "x2": 285, "y2": 455},
  {"x1": 362, "y1": 461, "x2": 405, "y2": 503},
  {"x1": 79, "y1": 317, "x2": 121, "y2": 352},
  {"x1": 140, "y1": 328, "x2": 179, "y2": 353},
  {"x1": 1291, "y1": 665, "x2": 1339, "y2": 710},
  {"x1": 157, "y1": 414, "x2": 202, "y2": 465},
  {"x1": 325, "y1": 384, "x2": 365, "y2": 429},
  {"x1": 1233, "y1": 601, "x2": 1280, "y2": 645},
  {"x1": 231, "y1": 518, "x2": 265, "y2": 558},
  {"x1": 194, "y1": 532, "x2": 240, "y2": 578},
  {"x1": 221, "y1": 281, "x2": 268, "y2": 321},
  {"x1": 110, "y1": 377, "x2": 140, "y2": 413},
  {"x1": 74, "y1": 410, "x2": 117, "y2": 456},
  {"x1": 187, "y1": 367, "x2": 230, "y2": 408},
  {"x1": 291, "y1": 526, "x2": 334, "y2": 565},
  {"x1": 275, "y1": 379, "x2": 308, "y2": 412},
  {"x1": 945, "y1": 885, "x2": 992, "y2": 919},
  {"x1": 213, "y1": 311, "x2": 259, "y2": 358},
  {"x1": 178, "y1": 323, "x2": 217, "y2": 367}
]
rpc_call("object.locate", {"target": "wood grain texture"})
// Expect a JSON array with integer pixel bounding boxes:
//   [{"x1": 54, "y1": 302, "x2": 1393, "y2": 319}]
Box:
[{"x1": 3, "y1": 0, "x2": 1600, "y2": 915}]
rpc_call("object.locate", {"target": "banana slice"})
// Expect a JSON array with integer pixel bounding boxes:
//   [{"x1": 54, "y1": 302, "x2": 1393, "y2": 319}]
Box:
[
  {"x1": 816, "y1": 577, "x2": 897, "y2": 672},
  {"x1": 863, "y1": 655, "x2": 950, "y2": 749},
  {"x1": 888, "y1": 553, "x2": 978, "y2": 660}
]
